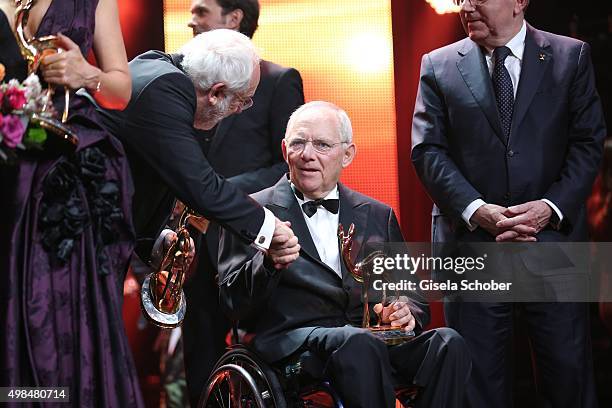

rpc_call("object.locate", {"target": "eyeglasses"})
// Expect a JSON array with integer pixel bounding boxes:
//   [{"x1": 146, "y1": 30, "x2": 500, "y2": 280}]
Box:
[
  {"x1": 453, "y1": 0, "x2": 488, "y2": 6},
  {"x1": 286, "y1": 138, "x2": 346, "y2": 154}
]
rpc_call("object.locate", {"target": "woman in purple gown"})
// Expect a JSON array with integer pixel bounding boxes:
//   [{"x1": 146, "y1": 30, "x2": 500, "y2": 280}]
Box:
[{"x1": 0, "y1": 0, "x2": 144, "y2": 406}]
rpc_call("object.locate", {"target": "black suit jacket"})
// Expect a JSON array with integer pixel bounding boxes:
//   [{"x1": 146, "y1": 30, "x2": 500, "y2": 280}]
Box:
[
  {"x1": 217, "y1": 177, "x2": 430, "y2": 362},
  {"x1": 95, "y1": 51, "x2": 265, "y2": 260},
  {"x1": 412, "y1": 24, "x2": 606, "y2": 243},
  {"x1": 204, "y1": 60, "x2": 303, "y2": 193}
]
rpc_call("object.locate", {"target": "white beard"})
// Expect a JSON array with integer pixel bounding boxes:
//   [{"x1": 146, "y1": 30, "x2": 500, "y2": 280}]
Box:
[{"x1": 194, "y1": 97, "x2": 233, "y2": 130}]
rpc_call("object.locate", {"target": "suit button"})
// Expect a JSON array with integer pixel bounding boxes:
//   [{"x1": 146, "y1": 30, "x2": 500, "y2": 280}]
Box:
[
  {"x1": 504, "y1": 192, "x2": 511, "y2": 199},
  {"x1": 507, "y1": 150, "x2": 514, "y2": 157}
]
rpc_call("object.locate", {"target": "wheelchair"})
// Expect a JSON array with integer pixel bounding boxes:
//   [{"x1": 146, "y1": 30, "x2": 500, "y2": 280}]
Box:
[{"x1": 198, "y1": 343, "x2": 420, "y2": 408}]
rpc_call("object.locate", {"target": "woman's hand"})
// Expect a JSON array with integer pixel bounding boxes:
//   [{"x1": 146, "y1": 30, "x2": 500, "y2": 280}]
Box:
[{"x1": 40, "y1": 33, "x2": 101, "y2": 91}]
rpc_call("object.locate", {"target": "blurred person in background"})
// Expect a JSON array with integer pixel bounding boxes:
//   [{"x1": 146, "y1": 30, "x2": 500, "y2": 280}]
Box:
[{"x1": 184, "y1": 1, "x2": 304, "y2": 404}]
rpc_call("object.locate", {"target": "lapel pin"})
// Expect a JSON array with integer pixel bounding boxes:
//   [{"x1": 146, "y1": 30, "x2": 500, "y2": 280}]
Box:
[{"x1": 539, "y1": 53, "x2": 546, "y2": 61}]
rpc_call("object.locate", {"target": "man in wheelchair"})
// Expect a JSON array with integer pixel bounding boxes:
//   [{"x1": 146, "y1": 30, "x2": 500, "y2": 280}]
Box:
[{"x1": 216, "y1": 101, "x2": 471, "y2": 407}]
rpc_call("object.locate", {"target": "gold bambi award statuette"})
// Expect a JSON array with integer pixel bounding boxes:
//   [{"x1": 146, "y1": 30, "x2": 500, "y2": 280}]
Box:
[
  {"x1": 338, "y1": 223, "x2": 415, "y2": 345},
  {"x1": 141, "y1": 203, "x2": 209, "y2": 328},
  {"x1": 14, "y1": 0, "x2": 79, "y2": 154}
]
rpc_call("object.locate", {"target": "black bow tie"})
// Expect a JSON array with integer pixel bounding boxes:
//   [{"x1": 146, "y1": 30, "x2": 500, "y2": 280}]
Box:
[
  {"x1": 301, "y1": 198, "x2": 340, "y2": 217},
  {"x1": 293, "y1": 187, "x2": 339, "y2": 217}
]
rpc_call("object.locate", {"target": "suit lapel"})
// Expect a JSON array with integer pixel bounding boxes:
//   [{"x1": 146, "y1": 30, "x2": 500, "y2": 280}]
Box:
[
  {"x1": 208, "y1": 115, "x2": 237, "y2": 156},
  {"x1": 511, "y1": 24, "x2": 551, "y2": 138},
  {"x1": 456, "y1": 40, "x2": 507, "y2": 145},
  {"x1": 268, "y1": 177, "x2": 337, "y2": 276},
  {"x1": 338, "y1": 184, "x2": 370, "y2": 280}
]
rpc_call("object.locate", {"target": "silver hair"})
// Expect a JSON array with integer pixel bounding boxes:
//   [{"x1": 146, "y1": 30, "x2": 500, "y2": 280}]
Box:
[
  {"x1": 179, "y1": 29, "x2": 260, "y2": 94},
  {"x1": 285, "y1": 101, "x2": 353, "y2": 143}
]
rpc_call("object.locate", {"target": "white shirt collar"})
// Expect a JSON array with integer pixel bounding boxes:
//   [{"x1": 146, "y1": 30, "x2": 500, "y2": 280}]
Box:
[
  {"x1": 291, "y1": 184, "x2": 339, "y2": 203},
  {"x1": 290, "y1": 183, "x2": 342, "y2": 276},
  {"x1": 485, "y1": 20, "x2": 527, "y2": 62}
]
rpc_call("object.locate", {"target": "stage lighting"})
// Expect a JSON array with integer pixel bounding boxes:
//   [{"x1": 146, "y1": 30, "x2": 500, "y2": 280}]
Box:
[{"x1": 425, "y1": 0, "x2": 460, "y2": 14}]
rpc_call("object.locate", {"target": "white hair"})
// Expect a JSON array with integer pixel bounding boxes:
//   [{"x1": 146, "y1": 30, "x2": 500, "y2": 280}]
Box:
[
  {"x1": 180, "y1": 29, "x2": 260, "y2": 94},
  {"x1": 285, "y1": 101, "x2": 353, "y2": 143}
]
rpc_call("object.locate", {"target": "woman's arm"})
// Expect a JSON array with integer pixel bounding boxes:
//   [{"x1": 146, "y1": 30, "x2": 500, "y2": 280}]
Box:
[{"x1": 40, "y1": 0, "x2": 131, "y2": 109}]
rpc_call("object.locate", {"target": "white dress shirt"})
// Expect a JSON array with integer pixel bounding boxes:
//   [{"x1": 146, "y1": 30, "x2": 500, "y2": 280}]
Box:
[
  {"x1": 293, "y1": 184, "x2": 342, "y2": 278},
  {"x1": 254, "y1": 208, "x2": 276, "y2": 250},
  {"x1": 462, "y1": 21, "x2": 563, "y2": 230}
]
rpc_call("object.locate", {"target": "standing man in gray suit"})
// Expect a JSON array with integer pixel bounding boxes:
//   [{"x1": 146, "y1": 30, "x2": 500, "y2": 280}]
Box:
[
  {"x1": 184, "y1": 1, "x2": 305, "y2": 404},
  {"x1": 411, "y1": 0, "x2": 606, "y2": 406}
]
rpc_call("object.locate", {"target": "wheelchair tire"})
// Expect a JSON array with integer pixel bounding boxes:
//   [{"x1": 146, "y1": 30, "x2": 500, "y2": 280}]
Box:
[{"x1": 199, "y1": 346, "x2": 287, "y2": 408}]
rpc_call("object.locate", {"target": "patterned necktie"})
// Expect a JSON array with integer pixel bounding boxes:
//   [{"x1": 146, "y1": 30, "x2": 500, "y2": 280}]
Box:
[{"x1": 492, "y1": 46, "x2": 514, "y2": 139}]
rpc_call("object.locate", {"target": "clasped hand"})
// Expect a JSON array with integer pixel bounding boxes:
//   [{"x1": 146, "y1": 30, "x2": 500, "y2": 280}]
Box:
[
  {"x1": 471, "y1": 200, "x2": 552, "y2": 242},
  {"x1": 267, "y1": 218, "x2": 300, "y2": 269}
]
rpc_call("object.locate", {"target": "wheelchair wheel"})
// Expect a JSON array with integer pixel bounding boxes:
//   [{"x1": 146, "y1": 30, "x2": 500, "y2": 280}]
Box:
[{"x1": 199, "y1": 346, "x2": 286, "y2": 408}]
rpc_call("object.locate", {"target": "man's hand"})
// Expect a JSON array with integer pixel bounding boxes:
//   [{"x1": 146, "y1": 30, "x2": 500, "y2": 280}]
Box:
[
  {"x1": 470, "y1": 204, "x2": 509, "y2": 236},
  {"x1": 373, "y1": 299, "x2": 416, "y2": 333},
  {"x1": 495, "y1": 200, "x2": 552, "y2": 242},
  {"x1": 267, "y1": 218, "x2": 300, "y2": 269},
  {"x1": 471, "y1": 203, "x2": 536, "y2": 241},
  {"x1": 162, "y1": 230, "x2": 196, "y2": 267}
]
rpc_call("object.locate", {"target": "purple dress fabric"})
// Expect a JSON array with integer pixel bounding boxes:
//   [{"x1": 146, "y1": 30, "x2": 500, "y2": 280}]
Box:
[{"x1": 0, "y1": 1, "x2": 144, "y2": 406}]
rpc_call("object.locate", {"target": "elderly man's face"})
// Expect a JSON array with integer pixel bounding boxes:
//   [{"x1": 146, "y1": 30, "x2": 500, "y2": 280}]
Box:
[
  {"x1": 282, "y1": 108, "x2": 355, "y2": 199},
  {"x1": 459, "y1": 0, "x2": 526, "y2": 49},
  {"x1": 193, "y1": 62, "x2": 260, "y2": 130},
  {"x1": 188, "y1": 0, "x2": 232, "y2": 36}
]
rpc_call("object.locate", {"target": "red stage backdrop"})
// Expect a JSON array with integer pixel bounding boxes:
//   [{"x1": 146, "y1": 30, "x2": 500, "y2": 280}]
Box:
[
  {"x1": 118, "y1": 0, "x2": 164, "y2": 59},
  {"x1": 163, "y1": 0, "x2": 401, "y2": 217}
]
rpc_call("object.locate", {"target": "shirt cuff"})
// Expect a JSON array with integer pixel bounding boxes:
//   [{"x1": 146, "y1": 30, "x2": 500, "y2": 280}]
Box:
[
  {"x1": 462, "y1": 199, "x2": 486, "y2": 231},
  {"x1": 253, "y1": 207, "x2": 275, "y2": 250},
  {"x1": 541, "y1": 199, "x2": 564, "y2": 228}
]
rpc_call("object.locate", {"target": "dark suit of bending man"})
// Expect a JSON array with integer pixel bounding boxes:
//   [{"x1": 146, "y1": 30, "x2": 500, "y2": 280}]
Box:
[
  {"x1": 218, "y1": 101, "x2": 471, "y2": 408},
  {"x1": 411, "y1": 0, "x2": 606, "y2": 406},
  {"x1": 94, "y1": 29, "x2": 299, "y2": 264},
  {"x1": 184, "y1": 1, "x2": 304, "y2": 402}
]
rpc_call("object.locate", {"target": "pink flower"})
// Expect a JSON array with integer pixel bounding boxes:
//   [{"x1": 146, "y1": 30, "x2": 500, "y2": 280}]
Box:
[
  {"x1": 1, "y1": 114, "x2": 25, "y2": 148},
  {"x1": 4, "y1": 87, "x2": 26, "y2": 111},
  {"x1": 0, "y1": 113, "x2": 3, "y2": 127}
]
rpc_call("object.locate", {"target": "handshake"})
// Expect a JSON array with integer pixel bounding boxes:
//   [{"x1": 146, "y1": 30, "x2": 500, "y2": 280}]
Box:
[
  {"x1": 156, "y1": 216, "x2": 301, "y2": 272},
  {"x1": 268, "y1": 218, "x2": 301, "y2": 269}
]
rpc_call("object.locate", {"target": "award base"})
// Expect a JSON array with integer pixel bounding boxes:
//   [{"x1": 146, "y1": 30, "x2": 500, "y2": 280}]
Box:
[{"x1": 368, "y1": 326, "x2": 415, "y2": 345}]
